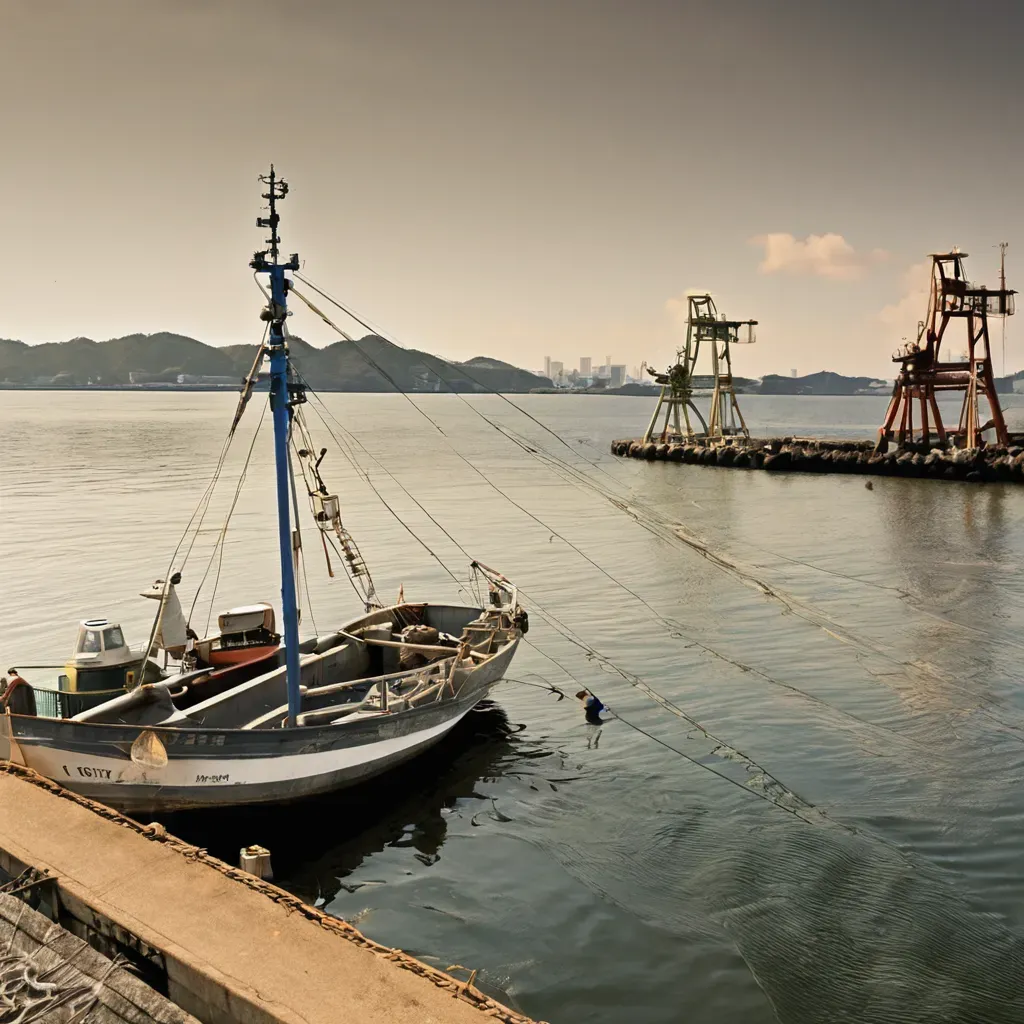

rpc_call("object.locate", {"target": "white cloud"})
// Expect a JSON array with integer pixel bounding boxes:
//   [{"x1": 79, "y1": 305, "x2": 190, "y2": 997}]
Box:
[
  {"x1": 879, "y1": 261, "x2": 931, "y2": 333},
  {"x1": 751, "y1": 232, "x2": 888, "y2": 281}
]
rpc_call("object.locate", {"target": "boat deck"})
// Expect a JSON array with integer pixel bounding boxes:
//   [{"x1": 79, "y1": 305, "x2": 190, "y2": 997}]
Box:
[{"x1": 0, "y1": 763, "x2": 542, "y2": 1024}]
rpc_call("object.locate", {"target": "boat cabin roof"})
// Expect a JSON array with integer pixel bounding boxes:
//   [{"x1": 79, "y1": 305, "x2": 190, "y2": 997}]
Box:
[
  {"x1": 218, "y1": 603, "x2": 276, "y2": 634},
  {"x1": 73, "y1": 619, "x2": 130, "y2": 662},
  {"x1": 222, "y1": 604, "x2": 273, "y2": 617}
]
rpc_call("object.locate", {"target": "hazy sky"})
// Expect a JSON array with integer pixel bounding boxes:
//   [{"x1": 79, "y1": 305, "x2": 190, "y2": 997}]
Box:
[{"x1": 4, "y1": 0, "x2": 1023, "y2": 377}]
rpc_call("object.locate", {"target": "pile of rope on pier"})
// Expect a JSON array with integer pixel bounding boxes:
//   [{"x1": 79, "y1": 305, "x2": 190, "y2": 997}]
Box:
[{"x1": 0, "y1": 887, "x2": 147, "y2": 1024}]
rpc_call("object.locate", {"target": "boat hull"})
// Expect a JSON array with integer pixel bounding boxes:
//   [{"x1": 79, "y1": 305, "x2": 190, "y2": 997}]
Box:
[{"x1": 8, "y1": 636, "x2": 518, "y2": 814}]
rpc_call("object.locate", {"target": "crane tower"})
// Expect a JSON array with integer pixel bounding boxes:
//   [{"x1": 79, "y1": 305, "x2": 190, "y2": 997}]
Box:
[
  {"x1": 643, "y1": 294, "x2": 757, "y2": 444},
  {"x1": 877, "y1": 250, "x2": 1014, "y2": 451}
]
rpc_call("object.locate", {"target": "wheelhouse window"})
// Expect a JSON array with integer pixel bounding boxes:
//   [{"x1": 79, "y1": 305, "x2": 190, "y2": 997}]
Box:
[
  {"x1": 103, "y1": 626, "x2": 126, "y2": 650},
  {"x1": 80, "y1": 630, "x2": 102, "y2": 653}
]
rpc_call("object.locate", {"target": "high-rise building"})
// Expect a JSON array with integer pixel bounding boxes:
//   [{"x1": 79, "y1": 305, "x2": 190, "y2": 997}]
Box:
[
  {"x1": 610, "y1": 364, "x2": 627, "y2": 387},
  {"x1": 580, "y1": 356, "x2": 592, "y2": 377},
  {"x1": 550, "y1": 360, "x2": 564, "y2": 382},
  {"x1": 544, "y1": 356, "x2": 552, "y2": 379},
  {"x1": 790, "y1": 368, "x2": 798, "y2": 378}
]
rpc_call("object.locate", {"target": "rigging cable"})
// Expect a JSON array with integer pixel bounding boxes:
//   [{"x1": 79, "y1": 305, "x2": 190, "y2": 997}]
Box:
[
  {"x1": 274, "y1": 280, "x2": 448, "y2": 438},
  {"x1": 291, "y1": 267, "x2": 929, "y2": 672},
  {"x1": 293, "y1": 271, "x2": 883, "y2": 626},
  {"x1": 293, "y1": 271, "x2": 614, "y2": 472},
  {"x1": 279, "y1": 281, "x2": 943, "y2": 827},
  {"x1": 280, "y1": 303, "x2": 672, "y2": 622},
  {"x1": 295, "y1": 382, "x2": 852, "y2": 826},
  {"x1": 186, "y1": 397, "x2": 271, "y2": 632},
  {"x1": 287, "y1": 285, "x2": 948, "y2": 752},
  {"x1": 180, "y1": 322, "x2": 271, "y2": 572},
  {"x1": 287, "y1": 278, "x2": 770, "y2": 642},
  {"x1": 297, "y1": 372, "x2": 920, "y2": 748},
  {"x1": 135, "y1": 324, "x2": 269, "y2": 678},
  {"x1": 296, "y1": 386, "x2": 475, "y2": 603}
]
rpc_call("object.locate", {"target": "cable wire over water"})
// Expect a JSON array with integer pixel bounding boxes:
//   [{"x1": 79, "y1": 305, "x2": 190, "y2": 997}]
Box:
[
  {"x1": 274, "y1": 271, "x2": 1022, "y2": 837},
  {"x1": 293, "y1": 384, "x2": 885, "y2": 837}
]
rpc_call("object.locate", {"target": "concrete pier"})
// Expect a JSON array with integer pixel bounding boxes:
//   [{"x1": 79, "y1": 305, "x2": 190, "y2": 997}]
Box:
[
  {"x1": 611, "y1": 436, "x2": 1024, "y2": 483},
  {"x1": 0, "y1": 763, "x2": 543, "y2": 1024}
]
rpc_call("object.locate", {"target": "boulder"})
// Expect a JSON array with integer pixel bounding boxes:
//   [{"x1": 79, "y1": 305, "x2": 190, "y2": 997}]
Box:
[{"x1": 763, "y1": 450, "x2": 793, "y2": 471}]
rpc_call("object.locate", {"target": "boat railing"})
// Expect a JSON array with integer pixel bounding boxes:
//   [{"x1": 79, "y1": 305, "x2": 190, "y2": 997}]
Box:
[
  {"x1": 29, "y1": 681, "x2": 128, "y2": 720},
  {"x1": 29, "y1": 684, "x2": 67, "y2": 720}
]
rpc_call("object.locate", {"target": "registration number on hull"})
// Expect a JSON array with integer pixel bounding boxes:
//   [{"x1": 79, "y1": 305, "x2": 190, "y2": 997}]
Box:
[
  {"x1": 61, "y1": 764, "x2": 232, "y2": 785},
  {"x1": 62, "y1": 765, "x2": 113, "y2": 780}
]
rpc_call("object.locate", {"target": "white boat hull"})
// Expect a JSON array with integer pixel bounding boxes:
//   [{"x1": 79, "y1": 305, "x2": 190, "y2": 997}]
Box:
[{"x1": 19, "y1": 705, "x2": 478, "y2": 812}]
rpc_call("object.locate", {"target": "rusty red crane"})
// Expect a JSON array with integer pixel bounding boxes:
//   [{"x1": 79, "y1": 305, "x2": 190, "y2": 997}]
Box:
[{"x1": 877, "y1": 249, "x2": 1015, "y2": 452}]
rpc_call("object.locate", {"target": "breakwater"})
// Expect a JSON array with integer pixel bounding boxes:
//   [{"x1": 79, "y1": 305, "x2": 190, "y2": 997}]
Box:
[{"x1": 610, "y1": 436, "x2": 1024, "y2": 483}]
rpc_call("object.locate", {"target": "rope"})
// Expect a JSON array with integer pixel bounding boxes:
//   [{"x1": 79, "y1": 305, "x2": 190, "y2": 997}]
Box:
[
  {"x1": 293, "y1": 271, "x2": 614, "y2": 469},
  {"x1": 295, "y1": 383, "x2": 857, "y2": 832},
  {"x1": 287, "y1": 283, "x2": 448, "y2": 437},
  {"x1": 279, "y1": 273, "x2": 933, "y2": 835},
  {"x1": 290, "y1": 265, "x2": 926, "y2": 703},
  {"x1": 289, "y1": 406, "x2": 379, "y2": 609},
  {"x1": 134, "y1": 325, "x2": 270, "y2": 679},
  {"x1": 297, "y1": 364, "x2": 669, "y2": 633},
  {"x1": 186, "y1": 397, "x2": 270, "y2": 630},
  {"x1": 298, "y1": 384, "x2": 474, "y2": 603},
  {"x1": 287, "y1": 275, "x2": 776, "y2": 660}
]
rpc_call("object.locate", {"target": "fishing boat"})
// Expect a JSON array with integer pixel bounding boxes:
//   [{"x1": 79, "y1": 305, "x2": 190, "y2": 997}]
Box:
[{"x1": 0, "y1": 168, "x2": 526, "y2": 813}]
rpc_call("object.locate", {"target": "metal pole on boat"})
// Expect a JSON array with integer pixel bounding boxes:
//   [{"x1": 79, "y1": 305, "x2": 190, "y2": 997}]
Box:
[{"x1": 251, "y1": 167, "x2": 304, "y2": 726}]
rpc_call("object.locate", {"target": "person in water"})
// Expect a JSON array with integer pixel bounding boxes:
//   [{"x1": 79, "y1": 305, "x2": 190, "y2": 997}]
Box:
[
  {"x1": 576, "y1": 689, "x2": 605, "y2": 725},
  {"x1": 1, "y1": 668, "x2": 36, "y2": 716}
]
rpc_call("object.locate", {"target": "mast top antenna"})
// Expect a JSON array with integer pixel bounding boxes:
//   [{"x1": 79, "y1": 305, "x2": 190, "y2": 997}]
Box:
[{"x1": 251, "y1": 165, "x2": 299, "y2": 272}]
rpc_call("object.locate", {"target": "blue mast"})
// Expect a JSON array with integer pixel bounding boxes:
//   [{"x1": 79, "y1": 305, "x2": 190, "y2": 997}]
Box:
[{"x1": 250, "y1": 167, "x2": 303, "y2": 726}]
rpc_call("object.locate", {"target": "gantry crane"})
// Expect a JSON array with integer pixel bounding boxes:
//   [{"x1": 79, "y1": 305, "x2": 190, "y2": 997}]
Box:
[
  {"x1": 643, "y1": 293, "x2": 757, "y2": 444},
  {"x1": 877, "y1": 249, "x2": 1014, "y2": 451}
]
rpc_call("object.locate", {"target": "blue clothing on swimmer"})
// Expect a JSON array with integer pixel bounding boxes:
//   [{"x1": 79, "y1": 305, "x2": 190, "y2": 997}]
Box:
[{"x1": 576, "y1": 690, "x2": 605, "y2": 725}]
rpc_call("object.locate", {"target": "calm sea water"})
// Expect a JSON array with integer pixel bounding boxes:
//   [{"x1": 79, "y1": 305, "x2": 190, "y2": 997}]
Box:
[{"x1": 4, "y1": 391, "x2": 1024, "y2": 1024}]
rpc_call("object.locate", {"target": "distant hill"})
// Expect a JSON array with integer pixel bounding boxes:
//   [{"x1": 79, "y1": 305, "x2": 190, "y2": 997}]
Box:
[
  {"x1": 759, "y1": 371, "x2": 885, "y2": 395},
  {"x1": 0, "y1": 333, "x2": 551, "y2": 393},
  {"x1": 758, "y1": 370, "x2": 1024, "y2": 396}
]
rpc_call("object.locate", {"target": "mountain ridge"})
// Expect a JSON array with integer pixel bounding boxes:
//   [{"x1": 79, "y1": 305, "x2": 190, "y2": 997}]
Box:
[{"x1": 0, "y1": 332, "x2": 549, "y2": 393}]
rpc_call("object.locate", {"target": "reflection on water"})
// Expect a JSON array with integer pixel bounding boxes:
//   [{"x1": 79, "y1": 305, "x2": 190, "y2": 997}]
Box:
[
  {"x1": 875, "y1": 480, "x2": 1018, "y2": 711},
  {"x1": 162, "y1": 702, "x2": 521, "y2": 898}
]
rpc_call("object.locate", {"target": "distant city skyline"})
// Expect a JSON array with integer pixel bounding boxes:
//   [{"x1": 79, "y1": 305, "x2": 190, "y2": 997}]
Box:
[
  {"x1": 540, "y1": 355, "x2": 629, "y2": 385},
  {"x1": 3, "y1": 0, "x2": 1022, "y2": 379}
]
